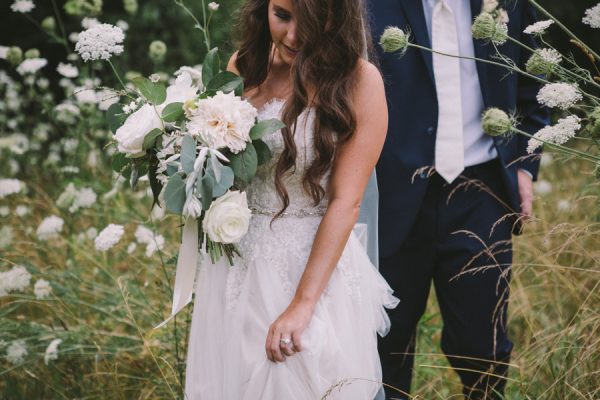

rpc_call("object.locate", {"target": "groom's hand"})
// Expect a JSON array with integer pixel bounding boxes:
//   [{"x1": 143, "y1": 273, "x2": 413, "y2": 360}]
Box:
[{"x1": 517, "y1": 169, "x2": 533, "y2": 220}]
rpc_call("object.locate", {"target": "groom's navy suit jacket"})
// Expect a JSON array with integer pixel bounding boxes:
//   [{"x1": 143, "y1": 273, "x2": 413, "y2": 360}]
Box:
[{"x1": 367, "y1": 0, "x2": 549, "y2": 257}]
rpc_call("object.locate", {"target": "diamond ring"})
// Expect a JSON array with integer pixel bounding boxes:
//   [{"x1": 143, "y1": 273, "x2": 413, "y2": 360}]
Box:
[{"x1": 280, "y1": 337, "x2": 292, "y2": 346}]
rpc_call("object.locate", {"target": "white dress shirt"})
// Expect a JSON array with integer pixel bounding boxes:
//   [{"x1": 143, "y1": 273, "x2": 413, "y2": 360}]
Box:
[{"x1": 422, "y1": 0, "x2": 498, "y2": 167}]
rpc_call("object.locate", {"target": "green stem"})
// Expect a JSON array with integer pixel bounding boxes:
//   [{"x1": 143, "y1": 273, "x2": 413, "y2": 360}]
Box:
[
  {"x1": 512, "y1": 127, "x2": 600, "y2": 163},
  {"x1": 107, "y1": 59, "x2": 127, "y2": 91},
  {"x1": 526, "y1": 0, "x2": 600, "y2": 62},
  {"x1": 50, "y1": 0, "x2": 71, "y2": 54}
]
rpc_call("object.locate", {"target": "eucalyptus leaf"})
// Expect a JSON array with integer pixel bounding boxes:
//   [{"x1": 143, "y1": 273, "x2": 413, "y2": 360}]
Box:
[
  {"x1": 181, "y1": 135, "x2": 197, "y2": 174},
  {"x1": 107, "y1": 103, "x2": 127, "y2": 133},
  {"x1": 209, "y1": 165, "x2": 234, "y2": 197},
  {"x1": 206, "y1": 71, "x2": 244, "y2": 94},
  {"x1": 199, "y1": 173, "x2": 215, "y2": 210},
  {"x1": 111, "y1": 153, "x2": 128, "y2": 173},
  {"x1": 132, "y1": 76, "x2": 167, "y2": 105},
  {"x1": 166, "y1": 162, "x2": 179, "y2": 176},
  {"x1": 253, "y1": 139, "x2": 272, "y2": 166},
  {"x1": 202, "y1": 47, "x2": 220, "y2": 88},
  {"x1": 250, "y1": 119, "x2": 286, "y2": 140},
  {"x1": 164, "y1": 174, "x2": 186, "y2": 214},
  {"x1": 143, "y1": 128, "x2": 163, "y2": 150},
  {"x1": 229, "y1": 142, "x2": 258, "y2": 183},
  {"x1": 162, "y1": 102, "x2": 184, "y2": 122}
]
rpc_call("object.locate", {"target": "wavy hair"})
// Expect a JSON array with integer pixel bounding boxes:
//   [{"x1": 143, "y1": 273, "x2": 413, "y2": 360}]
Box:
[{"x1": 235, "y1": 0, "x2": 372, "y2": 218}]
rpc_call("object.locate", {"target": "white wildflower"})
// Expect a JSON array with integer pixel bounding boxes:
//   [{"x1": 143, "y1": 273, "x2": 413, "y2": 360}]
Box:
[
  {"x1": 0, "y1": 206, "x2": 9, "y2": 217},
  {"x1": 69, "y1": 32, "x2": 79, "y2": 43},
  {"x1": 69, "y1": 187, "x2": 97, "y2": 212},
  {"x1": 208, "y1": 2, "x2": 220, "y2": 11},
  {"x1": 127, "y1": 242, "x2": 137, "y2": 254},
  {"x1": 536, "y1": 83, "x2": 583, "y2": 110},
  {"x1": 54, "y1": 102, "x2": 80, "y2": 124},
  {"x1": 36, "y1": 215, "x2": 64, "y2": 240},
  {"x1": 81, "y1": 17, "x2": 100, "y2": 29},
  {"x1": 583, "y1": 3, "x2": 600, "y2": 28},
  {"x1": 116, "y1": 20, "x2": 129, "y2": 31},
  {"x1": 60, "y1": 166, "x2": 80, "y2": 174},
  {"x1": 94, "y1": 224, "x2": 124, "y2": 251},
  {"x1": 0, "y1": 46, "x2": 9, "y2": 59},
  {"x1": 15, "y1": 205, "x2": 30, "y2": 217},
  {"x1": 149, "y1": 73, "x2": 161, "y2": 83},
  {"x1": 527, "y1": 115, "x2": 582, "y2": 153},
  {"x1": 75, "y1": 23, "x2": 125, "y2": 62},
  {"x1": 57, "y1": 62, "x2": 78, "y2": 78},
  {"x1": 44, "y1": 339, "x2": 62, "y2": 365},
  {"x1": 86, "y1": 227, "x2": 98, "y2": 239},
  {"x1": 540, "y1": 153, "x2": 554, "y2": 166},
  {"x1": 524, "y1": 19, "x2": 554, "y2": 34},
  {"x1": 6, "y1": 340, "x2": 27, "y2": 364},
  {"x1": 16, "y1": 58, "x2": 47, "y2": 75},
  {"x1": 187, "y1": 91, "x2": 257, "y2": 153},
  {"x1": 97, "y1": 89, "x2": 119, "y2": 111},
  {"x1": 0, "y1": 178, "x2": 24, "y2": 198},
  {"x1": 534, "y1": 180, "x2": 552, "y2": 195},
  {"x1": 74, "y1": 86, "x2": 98, "y2": 104},
  {"x1": 557, "y1": 199, "x2": 570, "y2": 212},
  {"x1": 0, "y1": 226, "x2": 13, "y2": 249},
  {"x1": 0, "y1": 265, "x2": 31, "y2": 296},
  {"x1": 11, "y1": 0, "x2": 35, "y2": 13},
  {"x1": 135, "y1": 225, "x2": 165, "y2": 257},
  {"x1": 56, "y1": 183, "x2": 77, "y2": 208},
  {"x1": 537, "y1": 48, "x2": 562, "y2": 65},
  {"x1": 34, "y1": 279, "x2": 52, "y2": 299}
]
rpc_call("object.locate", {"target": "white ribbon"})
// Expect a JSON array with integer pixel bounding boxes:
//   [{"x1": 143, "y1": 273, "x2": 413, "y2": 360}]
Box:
[{"x1": 155, "y1": 146, "x2": 231, "y2": 329}]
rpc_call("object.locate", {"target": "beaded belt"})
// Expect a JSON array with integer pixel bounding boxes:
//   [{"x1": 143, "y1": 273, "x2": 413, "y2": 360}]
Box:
[{"x1": 249, "y1": 206, "x2": 327, "y2": 217}]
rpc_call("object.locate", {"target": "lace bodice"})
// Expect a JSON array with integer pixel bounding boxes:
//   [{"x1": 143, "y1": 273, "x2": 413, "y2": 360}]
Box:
[{"x1": 244, "y1": 99, "x2": 329, "y2": 217}]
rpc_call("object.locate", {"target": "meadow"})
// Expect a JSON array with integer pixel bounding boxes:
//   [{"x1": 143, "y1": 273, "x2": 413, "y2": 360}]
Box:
[{"x1": 1, "y1": 0, "x2": 599, "y2": 399}]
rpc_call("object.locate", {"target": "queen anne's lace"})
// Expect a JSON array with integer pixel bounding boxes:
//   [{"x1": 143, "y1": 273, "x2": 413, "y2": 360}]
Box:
[
  {"x1": 583, "y1": 3, "x2": 600, "y2": 28},
  {"x1": 75, "y1": 24, "x2": 125, "y2": 62}
]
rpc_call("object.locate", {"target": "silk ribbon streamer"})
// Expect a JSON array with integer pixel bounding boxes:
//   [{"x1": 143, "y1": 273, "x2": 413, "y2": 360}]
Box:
[{"x1": 155, "y1": 217, "x2": 199, "y2": 329}]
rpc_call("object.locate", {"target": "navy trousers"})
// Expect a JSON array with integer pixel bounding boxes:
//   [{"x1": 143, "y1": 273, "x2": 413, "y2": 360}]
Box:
[{"x1": 378, "y1": 159, "x2": 514, "y2": 399}]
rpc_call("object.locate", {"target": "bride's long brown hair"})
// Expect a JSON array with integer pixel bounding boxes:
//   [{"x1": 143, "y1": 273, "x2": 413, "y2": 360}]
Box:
[{"x1": 234, "y1": 0, "x2": 372, "y2": 218}]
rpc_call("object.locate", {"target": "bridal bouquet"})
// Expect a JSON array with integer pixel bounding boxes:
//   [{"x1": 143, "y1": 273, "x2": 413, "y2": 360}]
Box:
[{"x1": 105, "y1": 48, "x2": 284, "y2": 264}]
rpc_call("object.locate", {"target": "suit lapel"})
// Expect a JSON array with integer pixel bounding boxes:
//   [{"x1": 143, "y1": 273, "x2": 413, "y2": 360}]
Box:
[
  {"x1": 470, "y1": 0, "x2": 491, "y2": 106},
  {"x1": 398, "y1": 0, "x2": 435, "y2": 84}
]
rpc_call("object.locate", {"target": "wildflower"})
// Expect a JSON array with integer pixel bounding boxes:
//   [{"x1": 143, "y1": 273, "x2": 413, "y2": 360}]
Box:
[
  {"x1": 0, "y1": 226, "x2": 13, "y2": 250},
  {"x1": 379, "y1": 27, "x2": 409, "y2": 54},
  {"x1": 24, "y1": 48, "x2": 40, "y2": 59},
  {"x1": 148, "y1": 40, "x2": 167, "y2": 63},
  {"x1": 0, "y1": 206, "x2": 9, "y2": 217},
  {"x1": 524, "y1": 19, "x2": 554, "y2": 35},
  {"x1": 69, "y1": 187, "x2": 97, "y2": 212},
  {"x1": 54, "y1": 102, "x2": 80, "y2": 124},
  {"x1": 557, "y1": 199, "x2": 570, "y2": 212},
  {"x1": 534, "y1": 180, "x2": 552, "y2": 195},
  {"x1": 11, "y1": 0, "x2": 35, "y2": 13},
  {"x1": 135, "y1": 225, "x2": 165, "y2": 257},
  {"x1": 44, "y1": 339, "x2": 62, "y2": 365},
  {"x1": 526, "y1": 48, "x2": 562, "y2": 75},
  {"x1": 57, "y1": 62, "x2": 79, "y2": 78},
  {"x1": 36, "y1": 215, "x2": 65, "y2": 240},
  {"x1": 536, "y1": 83, "x2": 583, "y2": 110},
  {"x1": 34, "y1": 279, "x2": 52, "y2": 299},
  {"x1": 95, "y1": 224, "x2": 125, "y2": 251},
  {"x1": 81, "y1": 17, "x2": 99, "y2": 29},
  {"x1": 123, "y1": 0, "x2": 138, "y2": 14},
  {"x1": 208, "y1": 2, "x2": 220, "y2": 11},
  {"x1": 15, "y1": 205, "x2": 30, "y2": 216},
  {"x1": 583, "y1": 3, "x2": 600, "y2": 28},
  {"x1": 527, "y1": 115, "x2": 582, "y2": 153},
  {"x1": 75, "y1": 23, "x2": 125, "y2": 62},
  {"x1": 149, "y1": 73, "x2": 161, "y2": 83},
  {"x1": 0, "y1": 178, "x2": 24, "y2": 198},
  {"x1": 16, "y1": 58, "x2": 47, "y2": 75},
  {"x1": 472, "y1": 12, "x2": 508, "y2": 45},
  {"x1": 482, "y1": 108, "x2": 512, "y2": 136},
  {"x1": 127, "y1": 242, "x2": 137, "y2": 254},
  {"x1": 6, "y1": 47, "x2": 23, "y2": 66},
  {"x1": 116, "y1": 20, "x2": 129, "y2": 31},
  {"x1": 6, "y1": 340, "x2": 27, "y2": 364},
  {"x1": 0, "y1": 265, "x2": 31, "y2": 296}
]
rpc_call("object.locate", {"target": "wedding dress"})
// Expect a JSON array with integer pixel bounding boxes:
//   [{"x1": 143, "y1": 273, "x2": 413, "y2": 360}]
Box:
[{"x1": 185, "y1": 99, "x2": 399, "y2": 400}]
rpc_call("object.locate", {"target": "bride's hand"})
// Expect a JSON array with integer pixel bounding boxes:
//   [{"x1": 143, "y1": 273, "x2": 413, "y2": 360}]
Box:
[{"x1": 265, "y1": 300, "x2": 314, "y2": 362}]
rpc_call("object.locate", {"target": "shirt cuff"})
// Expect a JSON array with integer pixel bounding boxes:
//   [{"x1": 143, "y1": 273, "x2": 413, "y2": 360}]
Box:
[{"x1": 519, "y1": 168, "x2": 533, "y2": 179}]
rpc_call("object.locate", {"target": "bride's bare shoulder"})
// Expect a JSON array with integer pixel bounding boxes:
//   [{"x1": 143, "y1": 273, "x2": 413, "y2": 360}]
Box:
[{"x1": 354, "y1": 59, "x2": 386, "y2": 113}]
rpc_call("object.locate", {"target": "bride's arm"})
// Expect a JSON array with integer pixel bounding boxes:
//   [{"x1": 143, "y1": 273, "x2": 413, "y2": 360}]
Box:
[{"x1": 266, "y1": 60, "x2": 388, "y2": 362}]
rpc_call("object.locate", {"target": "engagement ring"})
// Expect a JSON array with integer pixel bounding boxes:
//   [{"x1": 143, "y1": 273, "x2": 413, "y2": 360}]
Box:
[{"x1": 280, "y1": 337, "x2": 292, "y2": 346}]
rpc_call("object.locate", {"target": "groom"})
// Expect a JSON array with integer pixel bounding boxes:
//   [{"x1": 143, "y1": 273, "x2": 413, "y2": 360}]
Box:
[{"x1": 367, "y1": 0, "x2": 548, "y2": 398}]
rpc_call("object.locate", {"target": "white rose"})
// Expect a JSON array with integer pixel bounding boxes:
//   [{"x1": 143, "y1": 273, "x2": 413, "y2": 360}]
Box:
[
  {"x1": 203, "y1": 191, "x2": 251, "y2": 244},
  {"x1": 163, "y1": 72, "x2": 198, "y2": 106},
  {"x1": 482, "y1": 0, "x2": 499, "y2": 12},
  {"x1": 114, "y1": 103, "x2": 162, "y2": 155}
]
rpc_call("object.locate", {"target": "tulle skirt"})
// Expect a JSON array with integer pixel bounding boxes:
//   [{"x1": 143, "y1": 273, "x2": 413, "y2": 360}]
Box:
[{"x1": 184, "y1": 215, "x2": 399, "y2": 399}]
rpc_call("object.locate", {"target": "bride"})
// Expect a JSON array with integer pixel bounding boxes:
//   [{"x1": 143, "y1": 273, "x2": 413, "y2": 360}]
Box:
[{"x1": 184, "y1": 0, "x2": 398, "y2": 398}]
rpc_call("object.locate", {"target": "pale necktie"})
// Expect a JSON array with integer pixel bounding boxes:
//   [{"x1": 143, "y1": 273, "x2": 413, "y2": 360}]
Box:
[{"x1": 432, "y1": 0, "x2": 464, "y2": 183}]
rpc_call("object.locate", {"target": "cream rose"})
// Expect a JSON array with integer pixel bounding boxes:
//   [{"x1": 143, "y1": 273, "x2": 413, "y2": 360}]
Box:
[
  {"x1": 202, "y1": 191, "x2": 251, "y2": 244},
  {"x1": 114, "y1": 103, "x2": 162, "y2": 155}
]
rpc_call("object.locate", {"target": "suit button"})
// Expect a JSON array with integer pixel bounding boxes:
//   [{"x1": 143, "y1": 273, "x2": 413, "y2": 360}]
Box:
[
  {"x1": 419, "y1": 171, "x2": 429, "y2": 179},
  {"x1": 426, "y1": 126, "x2": 434, "y2": 135}
]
